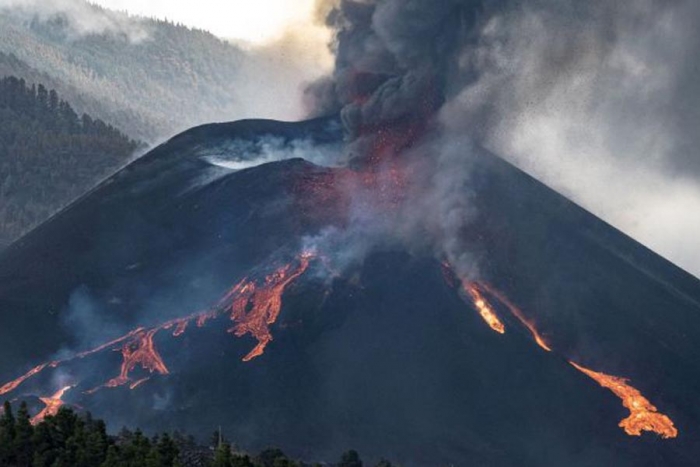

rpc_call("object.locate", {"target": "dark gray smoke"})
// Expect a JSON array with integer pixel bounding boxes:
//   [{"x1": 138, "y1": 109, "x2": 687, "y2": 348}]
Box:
[
  {"x1": 306, "y1": 0, "x2": 499, "y2": 137},
  {"x1": 308, "y1": 0, "x2": 700, "y2": 278}
]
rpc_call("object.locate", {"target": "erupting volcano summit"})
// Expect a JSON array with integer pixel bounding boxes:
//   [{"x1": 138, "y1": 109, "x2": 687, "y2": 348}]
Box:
[{"x1": 2, "y1": 0, "x2": 700, "y2": 465}]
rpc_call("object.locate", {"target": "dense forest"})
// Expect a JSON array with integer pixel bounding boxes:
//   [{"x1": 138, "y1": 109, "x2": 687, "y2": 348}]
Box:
[
  {"x1": 0, "y1": 1, "x2": 251, "y2": 142},
  {"x1": 0, "y1": 76, "x2": 140, "y2": 248},
  {"x1": 0, "y1": 402, "x2": 396, "y2": 467},
  {"x1": 0, "y1": 0, "x2": 322, "y2": 249}
]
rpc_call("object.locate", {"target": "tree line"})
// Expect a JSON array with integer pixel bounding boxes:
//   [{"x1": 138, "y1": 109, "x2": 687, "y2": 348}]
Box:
[
  {"x1": 0, "y1": 75, "x2": 142, "y2": 249},
  {"x1": 0, "y1": 401, "x2": 399, "y2": 467}
]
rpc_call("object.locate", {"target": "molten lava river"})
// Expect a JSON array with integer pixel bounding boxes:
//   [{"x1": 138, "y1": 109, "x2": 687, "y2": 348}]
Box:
[
  {"x1": 442, "y1": 262, "x2": 678, "y2": 439},
  {"x1": 0, "y1": 252, "x2": 313, "y2": 424}
]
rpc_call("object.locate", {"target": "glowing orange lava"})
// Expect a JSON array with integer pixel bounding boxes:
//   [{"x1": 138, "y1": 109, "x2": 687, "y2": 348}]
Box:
[
  {"x1": 31, "y1": 386, "x2": 72, "y2": 425},
  {"x1": 0, "y1": 253, "x2": 316, "y2": 397},
  {"x1": 463, "y1": 282, "x2": 505, "y2": 334},
  {"x1": 570, "y1": 362, "x2": 677, "y2": 438},
  {"x1": 476, "y1": 283, "x2": 551, "y2": 352},
  {"x1": 103, "y1": 328, "x2": 169, "y2": 389},
  {"x1": 0, "y1": 363, "x2": 49, "y2": 396},
  {"x1": 129, "y1": 377, "x2": 150, "y2": 390},
  {"x1": 227, "y1": 252, "x2": 313, "y2": 361},
  {"x1": 441, "y1": 261, "x2": 677, "y2": 439}
]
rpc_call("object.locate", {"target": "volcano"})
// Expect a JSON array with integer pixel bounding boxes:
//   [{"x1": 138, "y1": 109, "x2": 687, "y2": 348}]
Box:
[{"x1": 1, "y1": 116, "x2": 699, "y2": 466}]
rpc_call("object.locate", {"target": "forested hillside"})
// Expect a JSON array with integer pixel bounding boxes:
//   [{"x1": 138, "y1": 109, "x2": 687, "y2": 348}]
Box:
[
  {"x1": 0, "y1": 76, "x2": 140, "y2": 248},
  {"x1": 0, "y1": 1, "x2": 248, "y2": 143},
  {"x1": 0, "y1": 0, "x2": 325, "y2": 249}
]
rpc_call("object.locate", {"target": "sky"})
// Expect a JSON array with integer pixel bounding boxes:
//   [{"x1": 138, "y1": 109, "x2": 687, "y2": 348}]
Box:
[{"x1": 89, "y1": 0, "x2": 323, "y2": 45}]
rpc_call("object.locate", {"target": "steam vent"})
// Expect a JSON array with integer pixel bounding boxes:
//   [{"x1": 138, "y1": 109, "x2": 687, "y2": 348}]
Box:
[{"x1": 1, "y1": 117, "x2": 699, "y2": 466}]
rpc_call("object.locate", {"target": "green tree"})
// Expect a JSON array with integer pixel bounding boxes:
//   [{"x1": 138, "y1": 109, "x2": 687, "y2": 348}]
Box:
[
  {"x1": 14, "y1": 401, "x2": 34, "y2": 467},
  {"x1": 83, "y1": 418, "x2": 109, "y2": 467},
  {"x1": 231, "y1": 454, "x2": 255, "y2": 467},
  {"x1": 212, "y1": 441, "x2": 233, "y2": 467},
  {"x1": 257, "y1": 447, "x2": 287, "y2": 467},
  {"x1": 31, "y1": 421, "x2": 56, "y2": 467},
  {"x1": 156, "y1": 432, "x2": 179, "y2": 467},
  {"x1": 339, "y1": 450, "x2": 363, "y2": 467},
  {"x1": 0, "y1": 401, "x2": 16, "y2": 465},
  {"x1": 100, "y1": 445, "x2": 121, "y2": 467}
]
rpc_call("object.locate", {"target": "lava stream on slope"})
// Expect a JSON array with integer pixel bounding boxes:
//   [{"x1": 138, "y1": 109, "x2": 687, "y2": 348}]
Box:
[
  {"x1": 442, "y1": 261, "x2": 677, "y2": 439},
  {"x1": 0, "y1": 252, "x2": 315, "y2": 404}
]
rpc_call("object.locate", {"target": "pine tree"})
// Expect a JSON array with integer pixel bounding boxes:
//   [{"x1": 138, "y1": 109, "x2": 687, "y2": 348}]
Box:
[
  {"x1": 212, "y1": 441, "x2": 233, "y2": 467},
  {"x1": 14, "y1": 401, "x2": 34, "y2": 467},
  {"x1": 156, "y1": 432, "x2": 179, "y2": 467},
  {"x1": 100, "y1": 445, "x2": 121, "y2": 467},
  {"x1": 231, "y1": 454, "x2": 255, "y2": 467},
  {"x1": 31, "y1": 421, "x2": 56, "y2": 467},
  {"x1": 0, "y1": 401, "x2": 16, "y2": 465},
  {"x1": 339, "y1": 450, "x2": 363, "y2": 467}
]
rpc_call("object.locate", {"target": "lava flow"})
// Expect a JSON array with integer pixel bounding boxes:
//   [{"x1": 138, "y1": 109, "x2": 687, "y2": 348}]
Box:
[
  {"x1": 463, "y1": 282, "x2": 505, "y2": 334},
  {"x1": 0, "y1": 363, "x2": 50, "y2": 396},
  {"x1": 104, "y1": 328, "x2": 169, "y2": 389},
  {"x1": 0, "y1": 252, "x2": 315, "y2": 399},
  {"x1": 441, "y1": 261, "x2": 677, "y2": 439},
  {"x1": 31, "y1": 386, "x2": 72, "y2": 425},
  {"x1": 227, "y1": 252, "x2": 313, "y2": 361},
  {"x1": 476, "y1": 283, "x2": 551, "y2": 352},
  {"x1": 570, "y1": 362, "x2": 678, "y2": 439}
]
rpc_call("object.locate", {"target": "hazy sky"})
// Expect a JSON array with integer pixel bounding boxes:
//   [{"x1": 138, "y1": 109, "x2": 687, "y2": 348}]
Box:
[{"x1": 89, "y1": 0, "x2": 322, "y2": 44}]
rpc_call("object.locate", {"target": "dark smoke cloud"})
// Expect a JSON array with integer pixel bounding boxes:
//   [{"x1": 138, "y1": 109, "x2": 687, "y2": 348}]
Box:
[
  {"x1": 306, "y1": 0, "x2": 497, "y2": 137},
  {"x1": 308, "y1": 0, "x2": 700, "y2": 278}
]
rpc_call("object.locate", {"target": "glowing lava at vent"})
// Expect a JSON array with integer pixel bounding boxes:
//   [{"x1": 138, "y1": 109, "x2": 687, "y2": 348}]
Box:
[
  {"x1": 462, "y1": 282, "x2": 505, "y2": 334},
  {"x1": 570, "y1": 362, "x2": 677, "y2": 439},
  {"x1": 31, "y1": 386, "x2": 72, "y2": 425},
  {"x1": 227, "y1": 252, "x2": 313, "y2": 361}
]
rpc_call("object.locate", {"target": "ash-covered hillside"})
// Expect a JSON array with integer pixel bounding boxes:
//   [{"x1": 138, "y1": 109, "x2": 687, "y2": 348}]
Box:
[{"x1": 0, "y1": 117, "x2": 698, "y2": 467}]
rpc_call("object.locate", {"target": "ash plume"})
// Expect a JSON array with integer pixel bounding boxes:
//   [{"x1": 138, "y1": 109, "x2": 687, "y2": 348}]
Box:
[
  {"x1": 307, "y1": 0, "x2": 700, "y2": 278},
  {"x1": 306, "y1": 0, "x2": 495, "y2": 136}
]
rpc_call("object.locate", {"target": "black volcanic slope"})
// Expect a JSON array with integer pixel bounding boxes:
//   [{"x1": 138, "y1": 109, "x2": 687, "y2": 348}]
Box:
[{"x1": 1, "y1": 117, "x2": 700, "y2": 466}]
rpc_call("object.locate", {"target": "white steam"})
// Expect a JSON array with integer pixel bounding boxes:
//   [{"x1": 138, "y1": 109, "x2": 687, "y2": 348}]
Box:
[{"x1": 443, "y1": 0, "x2": 700, "y2": 277}]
